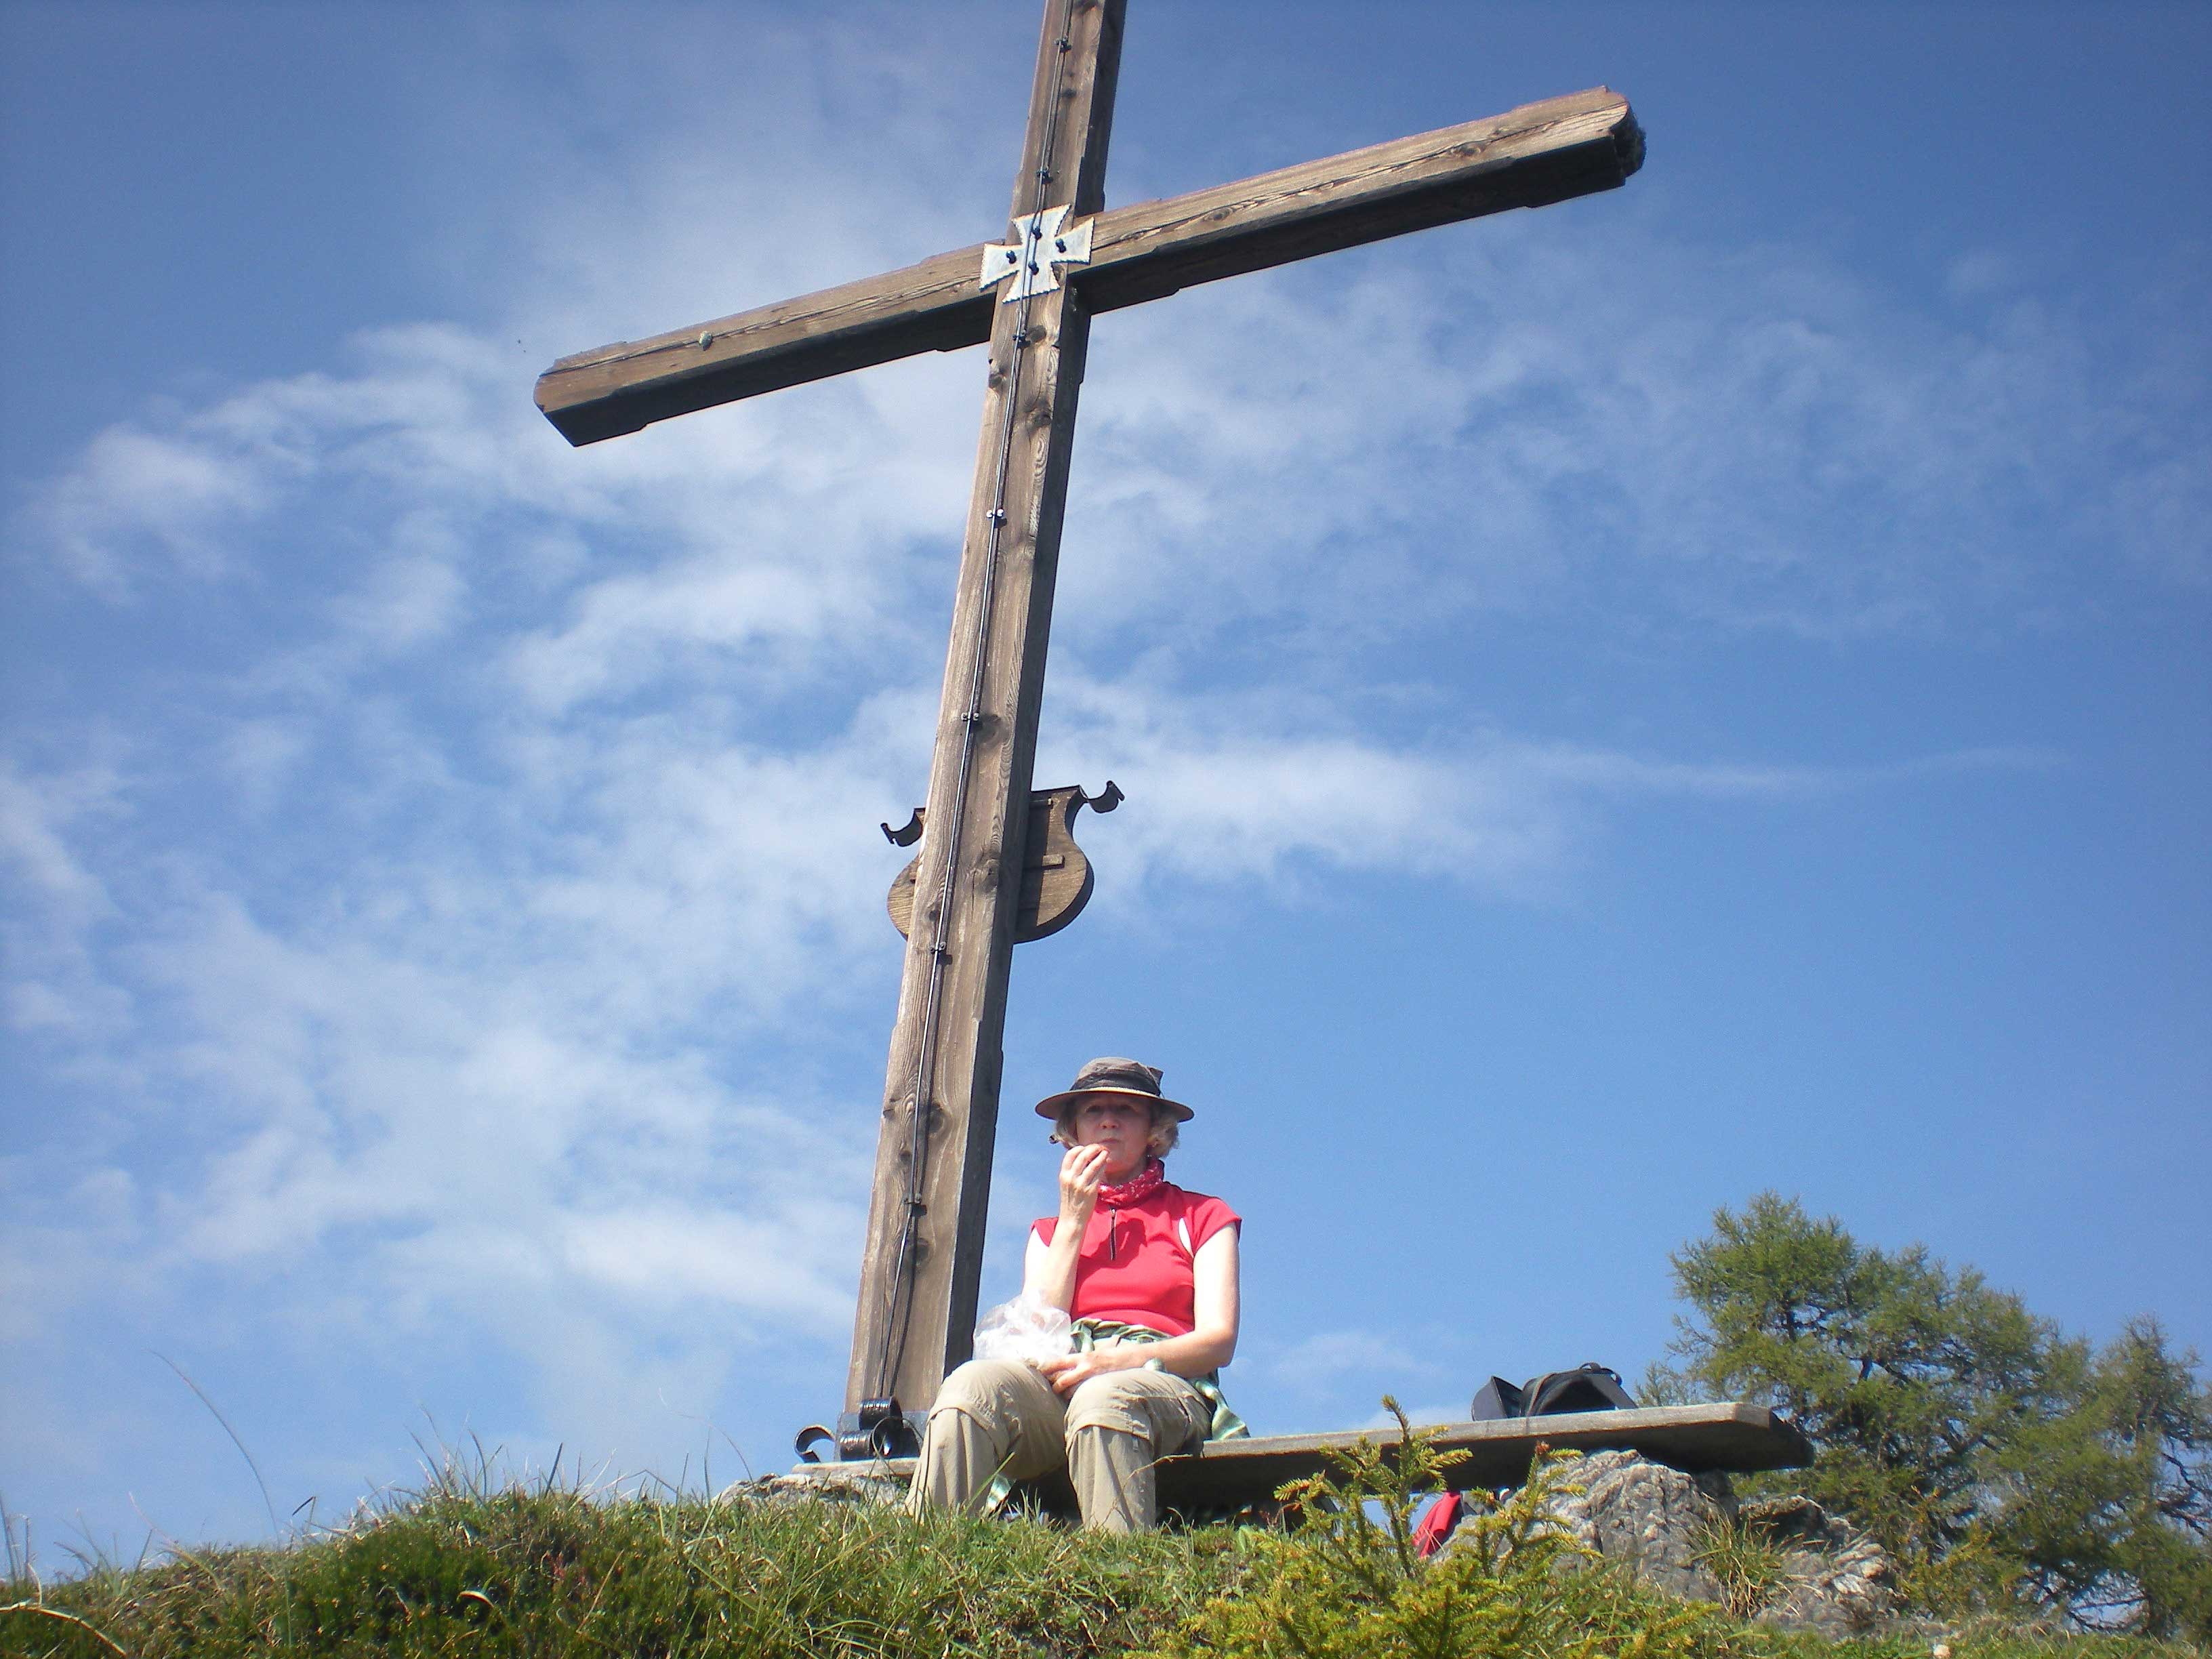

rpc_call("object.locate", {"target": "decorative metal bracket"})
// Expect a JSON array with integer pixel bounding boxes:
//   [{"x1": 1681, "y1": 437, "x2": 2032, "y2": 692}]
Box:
[
  {"x1": 886, "y1": 781, "x2": 1122, "y2": 943},
  {"x1": 979, "y1": 204, "x2": 1094, "y2": 302},
  {"x1": 795, "y1": 1399, "x2": 924, "y2": 1465}
]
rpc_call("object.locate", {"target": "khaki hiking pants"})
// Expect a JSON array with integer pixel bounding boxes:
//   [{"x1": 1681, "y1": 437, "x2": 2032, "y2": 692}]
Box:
[{"x1": 907, "y1": 1357, "x2": 1212, "y2": 1532}]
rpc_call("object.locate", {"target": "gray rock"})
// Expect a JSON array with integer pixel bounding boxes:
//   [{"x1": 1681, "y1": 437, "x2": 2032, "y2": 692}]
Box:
[
  {"x1": 1440, "y1": 1450, "x2": 1900, "y2": 1637},
  {"x1": 720, "y1": 1461, "x2": 912, "y2": 1507},
  {"x1": 1524, "y1": 1448, "x2": 1738, "y2": 1601},
  {"x1": 1738, "y1": 1494, "x2": 1900, "y2": 1638}
]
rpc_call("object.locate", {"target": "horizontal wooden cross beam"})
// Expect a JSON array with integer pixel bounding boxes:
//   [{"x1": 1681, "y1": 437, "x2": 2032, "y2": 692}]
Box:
[{"x1": 536, "y1": 86, "x2": 1642, "y2": 446}]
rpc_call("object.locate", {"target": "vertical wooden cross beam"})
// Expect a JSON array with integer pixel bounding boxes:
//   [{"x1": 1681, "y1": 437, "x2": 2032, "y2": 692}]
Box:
[
  {"x1": 535, "y1": 1, "x2": 1643, "y2": 1437},
  {"x1": 843, "y1": 0, "x2": 1124, "y2": 1420}
]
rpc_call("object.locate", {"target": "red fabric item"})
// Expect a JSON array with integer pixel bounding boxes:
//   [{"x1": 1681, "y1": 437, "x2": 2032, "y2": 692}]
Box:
[
  {"x1": 1414, "y1": 1492, "x2": 1463, "y2": 1558},
  {"x1": 1097, "y1": 1156, "x2": 1167, "y2": 1208},
  {"x1": 1032, "y1": 1180, "x2": 1239, "y2": 1337}
]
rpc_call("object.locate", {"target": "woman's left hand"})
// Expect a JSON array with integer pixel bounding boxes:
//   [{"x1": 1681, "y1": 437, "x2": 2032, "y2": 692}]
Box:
[{"x1": 1036, "y1": 1347, "x2": 1134, "y2": 1397}]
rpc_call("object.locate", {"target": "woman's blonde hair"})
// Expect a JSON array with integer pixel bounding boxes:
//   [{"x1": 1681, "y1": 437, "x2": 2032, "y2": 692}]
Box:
[{"x1": 1051, "y1": 1101, "x2": 1180, "y2": 1159}]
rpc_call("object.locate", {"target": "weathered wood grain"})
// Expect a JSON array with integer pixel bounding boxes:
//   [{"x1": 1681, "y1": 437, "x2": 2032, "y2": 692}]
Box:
[
  {"x1": 781, "y1": 1403, "x2": 1813, "y2": 1511},
  {"x1": 1080, "y1": 85, "x2": 1640, "y2": 315},
  {"x1": 535, "y1": 87, "x2": 1641, "y2": 445},
  {"x1": 1155, "y1": 1404, "x2": 1813, "y2": 1511},
  {"x1": 842, "y1": 0, "x2": 1125, "y2": 1421},
  {"x1": 537, "y1": 2, "x2": 1650, "y2": 1443},
  {"x1": 887, "y1": 785, "x2": 1104, "y2": 945}
]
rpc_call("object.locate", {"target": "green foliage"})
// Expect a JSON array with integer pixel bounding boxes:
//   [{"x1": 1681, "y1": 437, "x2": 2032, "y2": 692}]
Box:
[
  {"x1": 1987, "y1": 1319, "x2": 2212, "y2": 1637},
  {"x1": 1654, "y1": 1193, "x2": 2212, "y2": 1640},
  {"x1": 1139, "y1": 1399, "x2": 1750, "y2": 1659},
  {"x1": 0, "y1": 1459, "x2": 1234, "y2": 1658},
  {"x1": 6, "y1": 1424, "x2": 2207, "y2": 1659},
  {"x1": 1758, "y1": 1635, "x2": 2204, "y2": 1659},
  {"x1": 1694, "y1": 1516, "x2": 1796, "y2": 1620}
]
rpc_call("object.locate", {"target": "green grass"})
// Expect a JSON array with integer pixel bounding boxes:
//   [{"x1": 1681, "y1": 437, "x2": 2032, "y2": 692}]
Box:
[
  {"x1": 5, "y1": 1501, "x2": 2201, "y2": 1659},
  {"x1": 5, "y1": 1438, "x2": 2205, "y2": 1659},
  {"x1": 1695, "y1": 1514, "x2": 1800, "y2": 1620},
  {"x1": 1, "y1": 1471, "x2": 1239, "y2": 1658}
]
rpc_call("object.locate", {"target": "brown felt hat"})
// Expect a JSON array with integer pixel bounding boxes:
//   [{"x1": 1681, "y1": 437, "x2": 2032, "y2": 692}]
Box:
[{"x1": 1033, "y1": 1056, "x2": 1195, "y2": 1124}]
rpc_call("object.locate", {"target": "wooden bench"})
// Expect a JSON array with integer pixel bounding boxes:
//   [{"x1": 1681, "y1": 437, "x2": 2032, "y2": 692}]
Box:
[
  {"x1": 785, "y1": 1403, "x2": 1811, "y2": 1514},
  {"x1": 1156, "y1": 1402, "x2": 1809, "y2": 1511}
]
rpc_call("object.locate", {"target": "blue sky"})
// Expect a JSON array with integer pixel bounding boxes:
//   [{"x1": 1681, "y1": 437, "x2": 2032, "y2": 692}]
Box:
[{"x1": 3, "y1": 0, "x2": 2207, "y2": 1565}]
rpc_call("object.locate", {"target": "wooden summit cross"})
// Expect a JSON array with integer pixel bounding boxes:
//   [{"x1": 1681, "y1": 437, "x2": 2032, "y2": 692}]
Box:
[{"x1": 537, "y1": 0, "x2": 1643, "y2": 1443}]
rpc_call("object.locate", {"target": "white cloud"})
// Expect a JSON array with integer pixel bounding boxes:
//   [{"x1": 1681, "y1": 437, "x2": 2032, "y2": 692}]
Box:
[
  {"x1": 1052, "y1": 220, "x2": 2210, "y2": 654},
  {"x1": 31, "y1": 426, "x2": 284, "y2": 596},
  {"x1": 0, "y1": 757, "x2": 134, "y2": 1040},
  {"x1": 0, "y1": 760, "x2": 120, "y2": 916},
  {"x1": 1, "y1": 262, "x2": 2080, "y2": 1396},
  {"x1": 560, "y1": 1204, "x2": 855, "y2": 1332},
  {"x1": 332, "y1": 546, "x2": 467, "y2": 653},
  {"x1": 1258, "y1": 1327, "x2": 1429, "y2": 1390},
  {"x1": 1359, "y1": 1399, "x2": 1469, "y2": 1431},
  {"x1": 1036, "y1": 677, "x2": 2045, "y2": 900}
]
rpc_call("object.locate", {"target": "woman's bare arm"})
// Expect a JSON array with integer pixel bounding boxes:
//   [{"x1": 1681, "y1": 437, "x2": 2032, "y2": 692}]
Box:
[{"x1": 1024, "y1": 1144, "x2": 1107, "y2": 1312}]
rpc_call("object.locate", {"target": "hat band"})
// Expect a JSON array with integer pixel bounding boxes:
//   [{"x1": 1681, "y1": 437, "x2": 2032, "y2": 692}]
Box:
[{"x1": 1073, "y1": 1067, "x2": 1160, "y2": 1097}]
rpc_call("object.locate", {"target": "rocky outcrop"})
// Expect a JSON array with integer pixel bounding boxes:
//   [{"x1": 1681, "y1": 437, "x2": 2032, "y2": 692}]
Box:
[
  {"x1": 722, "y1": 1461, "x2": 911, "y2": 1507},
  {"x1": 1525, "y1": 1449, "x2": 1737, "y2": 1601},
  {"x1": 1443, "y1": 1450, "x2": 1900, "y2": 1635},
  {"x1": 755, "y1": 1443, "x2": 1902, "y2": 1635},
  {"x1": 1736, "y1": 1493, "x2": 1900, "y2": 1637}
]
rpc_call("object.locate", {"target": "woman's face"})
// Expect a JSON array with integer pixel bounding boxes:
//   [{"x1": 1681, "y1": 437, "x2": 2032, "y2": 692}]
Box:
[{"x1": 1070, "y1": 1095, "x2": 1152, "y2": 1180}]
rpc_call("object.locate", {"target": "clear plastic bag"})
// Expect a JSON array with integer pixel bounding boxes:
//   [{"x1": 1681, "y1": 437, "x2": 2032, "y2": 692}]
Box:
[{"x1": 972, "y1": 1290, "x2": 1073, "y2": 1367}]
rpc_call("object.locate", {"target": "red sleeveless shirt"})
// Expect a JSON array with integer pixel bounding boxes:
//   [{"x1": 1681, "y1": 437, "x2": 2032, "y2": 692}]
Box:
[{"x1": 1032, "y1": 1181, "x2": 1240, "y2": 1336}]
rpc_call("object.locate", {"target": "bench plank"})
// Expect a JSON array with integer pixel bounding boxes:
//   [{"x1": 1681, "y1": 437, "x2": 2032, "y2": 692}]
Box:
[
  {"x1": 1158, "y1": 1403, "x2": 1811, "y2": 1511},
  {"x1": 787, "y1": 1403, "x2": 1812, "y2": 1515}
]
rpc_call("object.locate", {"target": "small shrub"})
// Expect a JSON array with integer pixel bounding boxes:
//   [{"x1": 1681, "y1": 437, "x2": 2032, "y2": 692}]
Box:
[
  {"x1": 1139, "y1": 1399, "x2": 1753, "y2": 1659},
  {"x1": 1695, "y1": 1516, "x2": 1795, "y2": 1620}
]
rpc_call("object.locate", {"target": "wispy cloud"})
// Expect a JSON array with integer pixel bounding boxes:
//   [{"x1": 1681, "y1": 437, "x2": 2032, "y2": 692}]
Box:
[
  {"x1": 1058, "y1": 222, "x2": 2209, "y2": 655},
  {"x1": 0, "y1": 234, "x2": 2108, "y2": 1435},
  {"x1": 1254, "y1": 1327, "x2": 1430, "y2": 1391}
]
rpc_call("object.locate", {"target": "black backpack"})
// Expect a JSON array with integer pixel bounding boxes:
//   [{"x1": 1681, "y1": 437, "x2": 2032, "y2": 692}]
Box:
[{"x1": 1471, "y1": 1362, "x2": 1635, "y2": 1421}]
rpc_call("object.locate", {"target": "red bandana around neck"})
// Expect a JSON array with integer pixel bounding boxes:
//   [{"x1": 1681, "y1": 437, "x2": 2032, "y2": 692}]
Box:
[{"x1": 1099, "y1": 1157, "x2": 1166, "y2": 1208}]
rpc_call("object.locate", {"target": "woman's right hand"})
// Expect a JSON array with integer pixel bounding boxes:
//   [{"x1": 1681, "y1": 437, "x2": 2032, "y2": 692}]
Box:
[{"x1": 1057, "y1": 1143, "x2": 1108, "y2": 1228}]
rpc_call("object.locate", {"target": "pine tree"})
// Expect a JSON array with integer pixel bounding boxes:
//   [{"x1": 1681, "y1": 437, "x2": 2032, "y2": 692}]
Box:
[{"x1": 1652, "y1": 1193, "x2": 2212, "y2": 1637}]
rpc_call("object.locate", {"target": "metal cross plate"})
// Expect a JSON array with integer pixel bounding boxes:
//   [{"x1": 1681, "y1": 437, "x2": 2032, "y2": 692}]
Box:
[{"x1": 979, "y1": 203, "x2": 1094, "y2": 302}]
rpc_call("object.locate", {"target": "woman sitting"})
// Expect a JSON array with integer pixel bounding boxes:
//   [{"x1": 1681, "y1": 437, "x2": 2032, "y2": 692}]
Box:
[{"x1": 907, "y1": 1056, "x2": 1244, "y2": 1531}]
